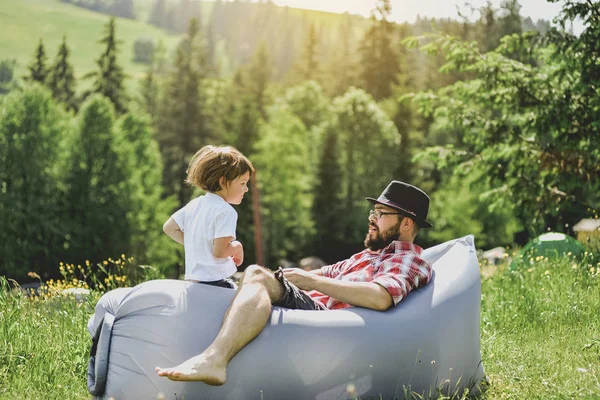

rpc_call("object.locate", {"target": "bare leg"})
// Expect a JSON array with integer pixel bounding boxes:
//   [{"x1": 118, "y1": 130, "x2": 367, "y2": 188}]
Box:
[{"x1": 155, "y1": 265, "x2": 285, "y2": 384}]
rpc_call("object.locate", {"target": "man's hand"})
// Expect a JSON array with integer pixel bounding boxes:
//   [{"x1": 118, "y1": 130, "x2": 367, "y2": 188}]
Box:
[
  {"x1": 231, "y1": 240, "x2": 244, "y2": 267},
  {"x1": 282, "y1": 268, "x2": 317, "y2": 291}
]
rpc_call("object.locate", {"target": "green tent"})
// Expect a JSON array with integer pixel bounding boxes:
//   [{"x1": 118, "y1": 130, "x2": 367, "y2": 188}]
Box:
[{"x1": 510, "y1": 232, "x2": 586, "y2": 269}]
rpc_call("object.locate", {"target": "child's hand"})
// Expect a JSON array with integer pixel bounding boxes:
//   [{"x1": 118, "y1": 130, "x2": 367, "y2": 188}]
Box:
[{"x1": 231, "y1": 240, "x2": 244, "y2": 267}]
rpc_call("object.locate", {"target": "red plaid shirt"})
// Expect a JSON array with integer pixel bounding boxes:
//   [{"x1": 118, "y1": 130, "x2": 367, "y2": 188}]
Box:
[{"x1": 307, "y1": 241, "x2": 432, "y2": 310}]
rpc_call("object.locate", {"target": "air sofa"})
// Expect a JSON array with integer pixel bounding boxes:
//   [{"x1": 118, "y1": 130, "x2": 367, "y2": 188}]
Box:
[{"x1": 87, "y1": 235, "x2": 485, "y2": 399}]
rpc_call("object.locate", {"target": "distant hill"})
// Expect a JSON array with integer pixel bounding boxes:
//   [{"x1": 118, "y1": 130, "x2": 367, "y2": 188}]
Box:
[
  {"x1": 0, "y1": 0, "x2": 373, "y2": 87},
  {"x1": 0, "y1": 0, "x2": 182, "y2": 91}
]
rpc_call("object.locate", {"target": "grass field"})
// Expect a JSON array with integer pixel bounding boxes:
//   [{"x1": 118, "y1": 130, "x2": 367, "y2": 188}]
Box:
[
  {"x1": 1, "y1": 252, "x2": 599, "y2": 399},
  {"x1": 0, "y1": 0, "x2": 182, "y2": 92}
]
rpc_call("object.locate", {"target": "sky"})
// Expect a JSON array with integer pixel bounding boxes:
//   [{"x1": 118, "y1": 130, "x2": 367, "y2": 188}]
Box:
[{"x1": 269, "y1": 0, "x2": 583, "y2": 32}]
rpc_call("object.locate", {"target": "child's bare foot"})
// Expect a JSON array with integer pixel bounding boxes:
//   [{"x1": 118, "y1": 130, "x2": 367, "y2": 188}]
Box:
[{"x1": 155, "y1": 355, "x2": 226, "y2": 385}]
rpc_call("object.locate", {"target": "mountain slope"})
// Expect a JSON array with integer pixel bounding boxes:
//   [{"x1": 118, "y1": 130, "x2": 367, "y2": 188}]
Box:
[{"x1": 0, "y1": 0, "x2": 181, "y2": 88}]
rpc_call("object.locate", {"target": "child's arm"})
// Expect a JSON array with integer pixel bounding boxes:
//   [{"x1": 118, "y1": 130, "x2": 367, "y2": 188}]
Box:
[
  {"x1": 213, "y1": 237, "x2": 244, "y2": 266},
  {"x1": 163, "y1": 217, "x2": 184, "y2": 245}
]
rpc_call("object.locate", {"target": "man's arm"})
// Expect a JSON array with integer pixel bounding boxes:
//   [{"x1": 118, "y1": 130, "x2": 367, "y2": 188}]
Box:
[
  {"x1": 163, "y1": 217, "x2": 184, "y2": 245},
  {"x1": 283, "y1": 269, "x2": 393, "y2": 311}
]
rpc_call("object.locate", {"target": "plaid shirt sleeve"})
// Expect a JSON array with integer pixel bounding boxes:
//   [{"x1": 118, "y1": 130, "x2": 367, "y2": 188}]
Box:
[
  {"x1": 372, "y1": 251, "x2": 432, "y2": 306},
  {"x1": 320, "y1": 251, "x2": 365, "y2": 278}
]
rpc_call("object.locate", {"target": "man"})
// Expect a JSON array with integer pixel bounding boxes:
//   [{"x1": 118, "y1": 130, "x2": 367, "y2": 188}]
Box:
[{"x1": 155, "y1": 180, "x2": 434, "y2": 385}]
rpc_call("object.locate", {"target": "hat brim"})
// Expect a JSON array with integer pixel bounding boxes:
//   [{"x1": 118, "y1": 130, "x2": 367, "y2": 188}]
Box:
[{"x1": 366, "y1": 197, "x2": 433, "y2": 229}]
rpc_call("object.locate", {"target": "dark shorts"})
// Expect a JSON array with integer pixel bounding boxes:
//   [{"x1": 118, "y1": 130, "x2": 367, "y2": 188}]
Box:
[
  {"x1": 197, "y1": 278, "x2": 237, "y2": 290},
  {"x1": 272, "y1": 267, "x2": 327, "y2": 311}
]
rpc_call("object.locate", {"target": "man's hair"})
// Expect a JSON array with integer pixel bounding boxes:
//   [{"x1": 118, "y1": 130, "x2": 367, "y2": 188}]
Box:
[
  {"x1": 412, "y1": 223, "x2": 421, "y2": 238},
  {"x1": 185, "y1": 145, "x2": 254, "y2": 192}
]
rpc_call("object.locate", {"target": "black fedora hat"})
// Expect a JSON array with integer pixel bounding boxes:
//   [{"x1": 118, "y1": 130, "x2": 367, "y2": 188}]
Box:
[{"x1": 366, "y1": 180, "x2": 433, "y2": 228}]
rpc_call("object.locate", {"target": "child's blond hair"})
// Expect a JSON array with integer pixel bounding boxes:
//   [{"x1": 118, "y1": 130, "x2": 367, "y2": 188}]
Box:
[{"x1": 186, "y1": 145, "x2": 254, "y2": 192}]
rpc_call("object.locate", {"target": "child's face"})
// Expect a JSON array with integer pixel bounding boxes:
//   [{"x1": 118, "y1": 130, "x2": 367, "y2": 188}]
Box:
[{"x1": 220, "y1": 172, "x2": 250, "y2": 205}]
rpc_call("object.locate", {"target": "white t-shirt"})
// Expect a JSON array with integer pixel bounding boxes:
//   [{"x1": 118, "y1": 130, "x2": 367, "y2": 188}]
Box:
[{"x1": 171, "y1": 192, "x2": 238, "y2": 281}]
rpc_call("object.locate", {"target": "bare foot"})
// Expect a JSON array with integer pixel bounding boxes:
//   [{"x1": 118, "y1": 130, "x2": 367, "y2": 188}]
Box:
[{"x1": 155, "y1": 355, "x2": 227, "y2": 385}]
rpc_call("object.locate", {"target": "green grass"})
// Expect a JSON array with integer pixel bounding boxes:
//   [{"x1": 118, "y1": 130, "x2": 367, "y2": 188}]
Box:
[
  {"x1": 0, "y1": 0, "x2": 181, "y2": 92},
  {"x1": 0, "y1": 279, "x2": 94, "y2": 399},
  {"x1": 1, "y1": 254, "x2": 599, "y2": 399},
  {"x1": 479, "y1": 254, "x2": 600, "y2": 399}
]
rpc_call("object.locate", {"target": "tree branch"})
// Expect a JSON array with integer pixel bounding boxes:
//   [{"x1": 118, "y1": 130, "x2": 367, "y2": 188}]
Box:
[{"x1": 586, "y1": 0, "x2": 600, "y2": 21}]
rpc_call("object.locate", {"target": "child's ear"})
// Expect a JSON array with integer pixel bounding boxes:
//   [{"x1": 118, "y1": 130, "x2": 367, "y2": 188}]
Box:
[{"x1": 218, "y1": 176, "x2": 227, "y2": 190}]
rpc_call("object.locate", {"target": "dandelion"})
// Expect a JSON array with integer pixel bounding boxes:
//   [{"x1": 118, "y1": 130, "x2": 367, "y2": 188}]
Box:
[
  {"x1": 103, "y1": 261, "x2": 108, "y2": 265},
  {"x1": 346, "y1": 383, "x2": 356, "y2": 395}
]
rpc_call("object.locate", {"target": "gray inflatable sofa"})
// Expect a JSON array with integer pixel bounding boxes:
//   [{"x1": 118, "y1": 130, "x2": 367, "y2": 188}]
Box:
[{"x1": 87, "y1": 235, "x2": 485, "y2": 399}]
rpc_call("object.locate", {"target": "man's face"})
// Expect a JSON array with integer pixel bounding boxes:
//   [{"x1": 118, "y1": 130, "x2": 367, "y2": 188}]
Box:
[{"x1": 364, "y1": 204, "x2": 403, "y2": 251}]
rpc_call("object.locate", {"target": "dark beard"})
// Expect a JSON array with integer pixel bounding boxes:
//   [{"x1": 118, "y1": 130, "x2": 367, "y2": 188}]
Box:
[{"x1": 364, "y1": 219, "x2": 402, "y2": 251}]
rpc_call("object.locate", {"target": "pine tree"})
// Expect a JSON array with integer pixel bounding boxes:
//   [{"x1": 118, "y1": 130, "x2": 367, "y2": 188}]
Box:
[
  {"x1": 478, "y1": 2, "x2": 499, "y2": 52},
  {"x1": 358, "y1": 0, "x2": 399, "y2": 100},
  {"x1": 324, "y1": 14, "x2": 358, "y2": 96},
  {"x1": 332, "y1": 88, "x2": 399, "y2": 246},
  {"x1": 312, "y1": 129, "x2": 345, "y2": 262},
  {"x1": 498, "y1": 0, "x2": 523, "y2": 39},
  {"x1": 85, "y1": 17, "x2": 128, "y2": 114},
  {"x1": 148, "y1": 0, "x2": 167, "y2": 28},
  {"x1": 253, "y1": 106, "x2": 315, "y2": 264},
  {"x1": 243, "y1": 42, "x2": 273, "y2": 117},
  {"x1": 156, "y1": 17, "x2": 210, "y2": 207},
  {"x1": 48, "y1": 36, "x2": 77, "y2": 111},
  {"x1": 292, "y1": 23, "x2": 320, "y2": 82},
  {"x1": 64, "y1": 95, "x2": 131, "y2": 265},
  {"x1": 25, "y1": 39, "x2": 49, "y2": 84},
  {"x1": 0, "y1": 86, "x2": 69, "y2": 280},
  {"x1": 140, "y1": 68, "x2": 158, "y2": 117},
  {"x1": 114, "y1": 113, "x2": 179, "y2": 274},
  {"x1": 276, "y1": 26, "x2": 296, "y2": 80},
  {"x1": 0, "y1": 59, "x2": 18, "y2": 95}
]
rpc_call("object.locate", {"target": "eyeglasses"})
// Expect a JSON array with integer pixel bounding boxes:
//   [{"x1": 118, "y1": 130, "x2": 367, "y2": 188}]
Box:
[{"x1": 369, "y1": 209, "x2": 401, "y2": 219}]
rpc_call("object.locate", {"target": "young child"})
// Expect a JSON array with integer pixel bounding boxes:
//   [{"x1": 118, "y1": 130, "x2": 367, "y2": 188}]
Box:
[{"x1": 163, "y1": 145, "x2": 254, "y2": 289}]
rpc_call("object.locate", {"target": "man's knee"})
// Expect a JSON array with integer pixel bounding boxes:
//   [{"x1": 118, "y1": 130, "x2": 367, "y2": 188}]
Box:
[
  {"x1": 241, "y1": 265, "x2": 284, "y2": 302},
  {"x1": 241, "y1": 264, "x2": 272, "y2": 285}
]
